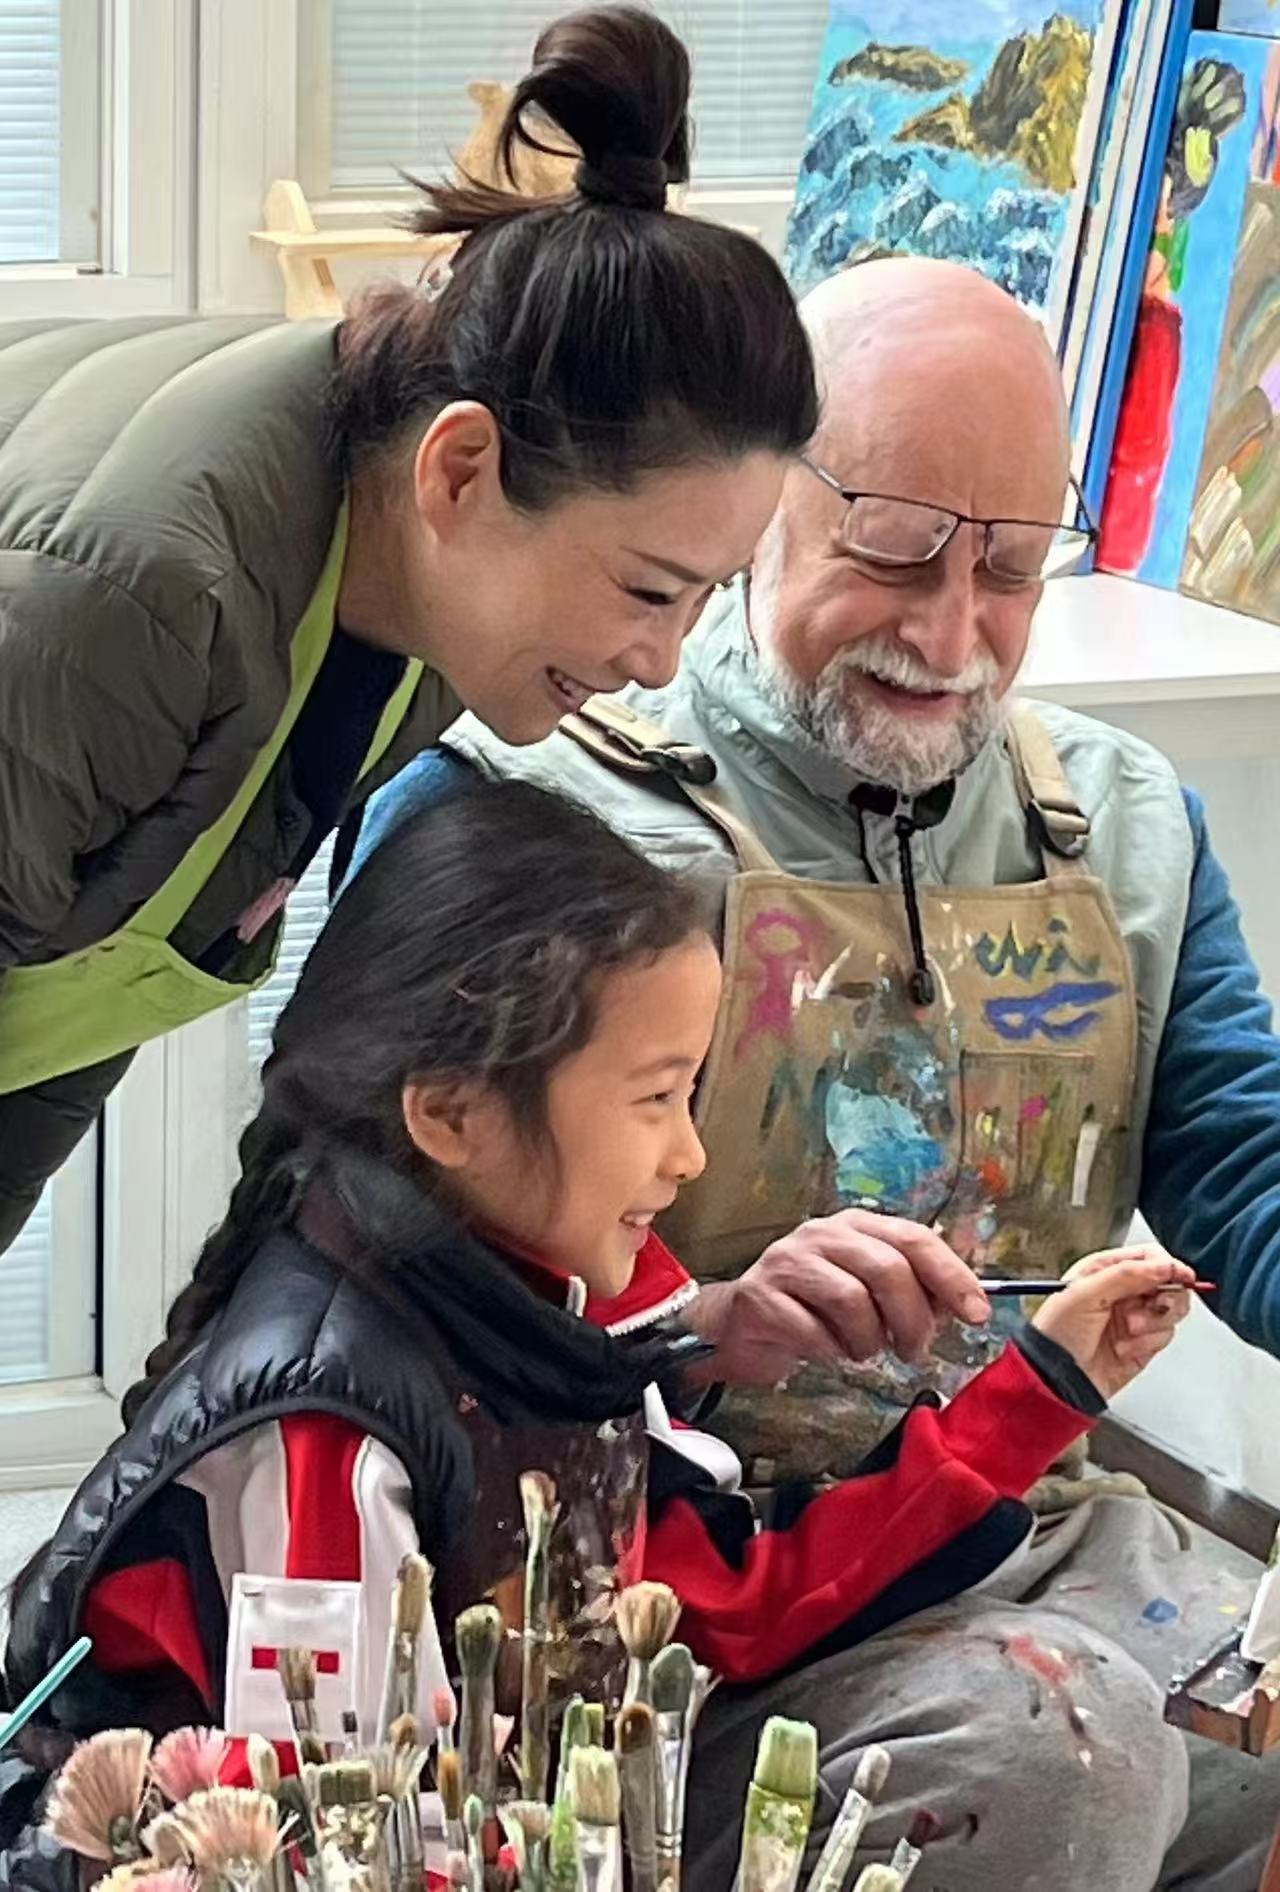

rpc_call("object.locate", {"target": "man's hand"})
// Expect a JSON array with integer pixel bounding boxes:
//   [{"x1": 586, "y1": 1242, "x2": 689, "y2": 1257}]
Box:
[{"x1": 683, "y1": 1209, "x2": 992, "y2": 1387}]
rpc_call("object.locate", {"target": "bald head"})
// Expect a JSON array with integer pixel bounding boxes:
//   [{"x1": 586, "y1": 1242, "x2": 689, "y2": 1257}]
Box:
[
  {"x1": 750, "y1": 259, "x2": 1073, "y2": 796},
  {"x1": 800, "y1": 258, "x2": 1070, "y2": 516}
]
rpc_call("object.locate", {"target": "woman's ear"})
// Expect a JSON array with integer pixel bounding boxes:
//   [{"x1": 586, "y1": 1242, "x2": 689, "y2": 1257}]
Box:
[
  {"x1": 402, "y1": 1078, "x2": 491, "y2": 1170},
  {"x1": 413, "y1": 401, "x2": 504, "y2": 534}
]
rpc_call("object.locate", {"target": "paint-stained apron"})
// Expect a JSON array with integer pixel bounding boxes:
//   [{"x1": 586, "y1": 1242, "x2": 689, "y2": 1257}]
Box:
[
  {"x1": 0, "y1": 503, "x2": 422, "y2": 1096},
  {"x1": 564, "y1": 698, "x2": 1138, "y2": 1484}
]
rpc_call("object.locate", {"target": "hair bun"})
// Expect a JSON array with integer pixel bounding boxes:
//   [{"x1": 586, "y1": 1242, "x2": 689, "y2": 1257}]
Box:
[{"x1": 575, "y1": 153, "x2": 669, "y2": 212}]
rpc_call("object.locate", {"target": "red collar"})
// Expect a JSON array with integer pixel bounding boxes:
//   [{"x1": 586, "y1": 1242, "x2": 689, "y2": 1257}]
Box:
[{"x1": 491, "y1": 1230, "x2": 697, "y2": 1335}]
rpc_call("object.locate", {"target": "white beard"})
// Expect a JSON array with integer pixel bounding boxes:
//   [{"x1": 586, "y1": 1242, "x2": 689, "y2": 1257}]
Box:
[{"x1": 760, "y1": 632, "x2": 1006, "y2": 796}]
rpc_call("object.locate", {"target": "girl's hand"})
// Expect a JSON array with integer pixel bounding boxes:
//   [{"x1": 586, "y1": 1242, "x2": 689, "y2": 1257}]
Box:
[{"x1": 1032, "y1": 1244, "x2": 1195, "y2": 1401}]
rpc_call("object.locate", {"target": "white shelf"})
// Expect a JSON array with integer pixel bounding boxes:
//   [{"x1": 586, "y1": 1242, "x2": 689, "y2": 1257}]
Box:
[{"x1": 1023, "y1": 572, "x2": 1280, "y2": 707}]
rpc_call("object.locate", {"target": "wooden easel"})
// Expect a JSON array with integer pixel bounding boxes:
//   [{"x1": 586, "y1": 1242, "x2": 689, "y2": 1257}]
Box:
[{"x1": 251, "y1": 179, "x2": 455, "y2": 320}]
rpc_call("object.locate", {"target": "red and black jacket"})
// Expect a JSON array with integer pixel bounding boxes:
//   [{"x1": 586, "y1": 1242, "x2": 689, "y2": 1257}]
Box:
[{"x1": 1, "y1": 1156, "x2": 1100, "y2": 1878}]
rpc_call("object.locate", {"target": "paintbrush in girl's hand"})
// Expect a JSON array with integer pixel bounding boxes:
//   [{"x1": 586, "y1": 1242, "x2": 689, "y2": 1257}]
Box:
[
  {"x1": 456, "y1": 1603, "x2": 504, "y2": 1816},
  {"x1": 736, "y1": 1717, "x2": 818, "y2": 1892},
  {"x1": 617, "y1": 1704, "x2": 658, "y2": 1892},
  {"x1": 978, "y1": 1278, "x2": 1216, "y2": 1297},
  {"x1": 616, "y1": 1583, "x2": 682, "y2": 1709},
  {"x1": 802, "y1": 1745, "x2": 892, "y2": 1892},
  {"x1": 519, "y1": 1470, "x2": 560, "y2": 1806},
  {"x1": 889, "y1": 1809, "x2": 941, "y2": 1888},
  {"x1": 568, "y1": 1747, "x2": 623, "y2": 1892},
  {"x1": 278, "y1": 1647, "x2": 327, "y2": 1770},
  {"x1": 377, "y1": 1553, "x2": 434, "y2": 1743},
  {"x1": 43, "y1": 1728, "x2": 153, "y2": 1865}
]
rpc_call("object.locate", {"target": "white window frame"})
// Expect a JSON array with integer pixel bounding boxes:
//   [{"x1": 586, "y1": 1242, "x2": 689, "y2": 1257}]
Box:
[
  {"x1": 0, "y1": 0, "x2": 197, "y2": 319},
  {"x1": 293, "y1": 0, "x2": 800, "y2": 262}
]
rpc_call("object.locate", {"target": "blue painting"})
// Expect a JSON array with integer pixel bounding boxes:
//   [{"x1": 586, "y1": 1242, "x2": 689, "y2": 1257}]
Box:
[
  {"x1": 1096, "y1": 33, "x2": 1266, "y2": 587},
  {"x1": 1219, "y1": 2, "x2": 1280, "y2": 37},
  {"x1": 784, "y1": 0, "x2": 1120, "y2": 339}
]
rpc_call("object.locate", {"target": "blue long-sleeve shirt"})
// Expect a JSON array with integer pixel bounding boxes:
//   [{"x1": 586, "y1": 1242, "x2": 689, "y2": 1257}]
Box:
[
  {"x1": 1140, "y1": 788, "x2": 1280, "y2": 1356},
  {"x1": 352, "y1": 759, "x2": 1280, "y2": 1358}
]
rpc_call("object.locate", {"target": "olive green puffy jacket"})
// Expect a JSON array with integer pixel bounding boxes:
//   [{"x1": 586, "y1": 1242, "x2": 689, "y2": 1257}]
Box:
[{"x1": 0, "y1": 316, "x2": 456, "y2": 1251}]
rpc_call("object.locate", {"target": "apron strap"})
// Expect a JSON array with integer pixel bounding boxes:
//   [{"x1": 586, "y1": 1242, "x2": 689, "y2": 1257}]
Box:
[
  {"x1": 561, "y1": 697, "x2": 784, "y2": 874},
  {"x1": 1006, "y1": 703, "x2": 1092, "y2": 882}
]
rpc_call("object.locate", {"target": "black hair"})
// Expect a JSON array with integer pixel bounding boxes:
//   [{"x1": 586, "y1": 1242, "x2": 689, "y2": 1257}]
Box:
[
  {"x1": 328, "y1": 5, "x2": 818, "y2": 508},
  {"x1": 1167, "y1": 57, "x2": 1248, "y2": 219},
  {"x1": 119, "y1": 777, "x2": 711, "y2": 1425}
]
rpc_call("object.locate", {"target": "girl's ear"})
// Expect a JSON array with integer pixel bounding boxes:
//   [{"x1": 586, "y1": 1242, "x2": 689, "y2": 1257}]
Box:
[{"x1": 402, "y1": 1079, "x2": 491, "y2": 1170}]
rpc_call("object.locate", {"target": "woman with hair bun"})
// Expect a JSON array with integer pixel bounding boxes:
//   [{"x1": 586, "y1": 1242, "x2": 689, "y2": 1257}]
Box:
[{"x1": 0, "y1": 5, "x2": 818, "y2": 1256}]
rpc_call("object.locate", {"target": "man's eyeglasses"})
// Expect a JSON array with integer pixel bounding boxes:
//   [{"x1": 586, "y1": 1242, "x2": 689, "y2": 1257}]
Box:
[{"x1": 802, "y1": 459, "x2": 1098, "y2": 585}]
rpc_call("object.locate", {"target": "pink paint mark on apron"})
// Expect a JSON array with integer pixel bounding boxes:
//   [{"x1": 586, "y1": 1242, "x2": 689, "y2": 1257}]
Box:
[
  {"x1": 1021, "y1": 1094, "x2": 1049, "y2": 1123},
  {"x1": 735, "y1": 908, "x2": 828, "y2": 1061}
]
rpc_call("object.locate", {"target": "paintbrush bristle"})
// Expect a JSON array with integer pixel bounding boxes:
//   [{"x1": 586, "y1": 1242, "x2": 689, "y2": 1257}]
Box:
[
  {"x1": 101, "y1": 1868, "x2": 195, "y2": 1892},
  {"x1": 339, "y1": 1759, "x2": 376, "y2": 1806},
  {"x1": 389, "y1": 1711, "x2": 420, "y2": 1751},
  {"x1": 44, "y1": 1728, "x2": 154, "y2": 1861},
  {"x1": 506, "y1": 1800, "x2": 550, "y2": 1846},
  {"x1": 616, "y1": 1703, "x2": 655, "y2": 1756},
  {"x1": 432, "y1": 1687, "x2": 457, "y2": 1740},
  {"x1": 650, "y1": 1642, "x2": 695, "y2": 1715},
  {"x1": 906, "y1": 1809, "x2": 941, "y2": 1850},
  {"x1": 455, "y1": 1602, "x2": 504, "y2": 1674},
  {"x1": 150, "y1": 1728, "x2": 229, "y2": 1804},
  {"x1": 141, "y1": 1811, "x2": 192, "y2": 1868},
  {"x1": 369, "y1": 1740, "x2": 427, "y2": 1802},
  {"x1": 614, "y1": 1583, "x2": 681, "y2": 1664},
  {"x1": 277, "y1": 1646, "x2": 316, "y2": 1705},
  {"x1": 753, "y1": 1717, "x2": 818, "y2": 1803},
  {"x1": 464, "y1": 1795, "x2": 484, "y2": 1855},
  {"x1": 853, "y1": 1744, "x2": 892, "y2": 1802},
  {"x1": 520, "y1": 1469, "x2": 558, "y2": 1538},
  {"x1": 437, "y1": 1748, "x2": 464, "y2": 1823},
  {"x1": 393, "y1": 1551, "x2": 433, "y2": 1639},
  {"x1": 851, "y1": 1870, "x2": 905, "y2": 1892},
  {"x1": 568, "y1": 1746, "x2": 621, "y2": 1828},
  {"x1": 245, "y1": 1733, "x2": 280, "y2": 1799},
  {"x1": 174, "y1": 1788, "x2": 281, "y2": 1869}
]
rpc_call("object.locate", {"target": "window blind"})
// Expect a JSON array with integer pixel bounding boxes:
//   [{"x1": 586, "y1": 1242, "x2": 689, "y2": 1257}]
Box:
[
  {"x1": 0, "y1": 1193, "x2": 50, "y2": 1384},
  {"x1": 329, "y1": 1, "x2": 828, "y2": 190},
  {"x1": 0, "y1": 0, "x2": 59, "y2": 264},
  {"x1": 246, "y1": 837, "x2": 338, "y2": 1071}
]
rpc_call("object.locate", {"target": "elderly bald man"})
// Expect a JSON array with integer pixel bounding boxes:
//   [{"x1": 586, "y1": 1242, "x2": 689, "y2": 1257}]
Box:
[{"x1": 357, "y1": 260, "x2": 1280, "y2": 1888}]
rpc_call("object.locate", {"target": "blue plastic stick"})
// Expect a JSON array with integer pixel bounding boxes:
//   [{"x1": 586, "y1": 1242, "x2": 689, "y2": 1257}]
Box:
[{"x1": 0, "y1": 1637, "x2": 92, "y2": 1750}]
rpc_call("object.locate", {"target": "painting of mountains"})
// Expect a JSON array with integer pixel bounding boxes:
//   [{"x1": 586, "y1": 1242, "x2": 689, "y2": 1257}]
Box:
[{"x1": 785, "y1": 1, "x2": 1121, "y2": 342}]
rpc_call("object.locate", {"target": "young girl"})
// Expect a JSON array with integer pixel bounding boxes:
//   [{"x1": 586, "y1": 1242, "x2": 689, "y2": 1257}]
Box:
[{"x1": 1, "y1": 781, "x2": 1192, "y2": 1878}]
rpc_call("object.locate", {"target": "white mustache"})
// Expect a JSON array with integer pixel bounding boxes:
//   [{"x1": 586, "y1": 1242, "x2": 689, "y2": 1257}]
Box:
[{"x1": 826, "y1": 637, "x2": 1000, "y2": 697}]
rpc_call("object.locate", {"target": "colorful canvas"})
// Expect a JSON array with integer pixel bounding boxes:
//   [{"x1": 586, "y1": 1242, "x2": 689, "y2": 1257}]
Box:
[
  {"x1": 1219, "y1": 2, "x2": 1280, "y2": 37},
  {"x1": 783, "y1": 1, "x2": 1123, "y2": 342},
  {"x1": 1180, "y1": 48, "x2": 1280, "y2": 618},
  {"x1": 1076, "y1": 0, "x2": 1196, "y2": 533},
  {"x1": 1095, "y1": 32, "x2": 1267, "y2": 585}
]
